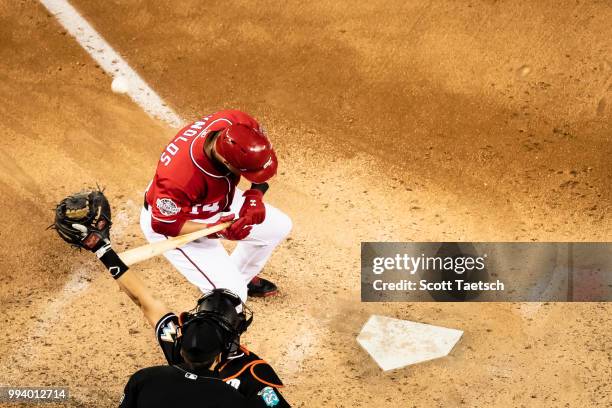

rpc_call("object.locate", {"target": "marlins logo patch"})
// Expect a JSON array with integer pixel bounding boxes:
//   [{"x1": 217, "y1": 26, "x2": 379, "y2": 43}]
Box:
[
  {"x1": 257, "y1": 387, "x2": 280, "y2": 407},
  {"x1": 156, "y1": 198, "x2": 180, "y2": 216},
  {"x1": 159, "y1": 321, "x2": 178, "y2": 343}
]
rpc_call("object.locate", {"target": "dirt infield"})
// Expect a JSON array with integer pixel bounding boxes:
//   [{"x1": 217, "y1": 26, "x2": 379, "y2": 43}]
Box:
[{"x1": 0, "y1": 0, "x2": 610, "y2": 406}]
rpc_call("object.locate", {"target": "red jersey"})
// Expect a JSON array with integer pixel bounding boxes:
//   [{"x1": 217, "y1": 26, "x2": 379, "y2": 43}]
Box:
[{"x1": 145, "y1": 110, "x2": 261, "y2": 236}]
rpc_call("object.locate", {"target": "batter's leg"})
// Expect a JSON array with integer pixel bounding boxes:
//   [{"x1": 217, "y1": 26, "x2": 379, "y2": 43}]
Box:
[
  {"x1": 139, "y1": 207, "x2": 248, "y2": 301},
  {"x1": 228, "y1": 189, "x2": 293, "y2": 283}
]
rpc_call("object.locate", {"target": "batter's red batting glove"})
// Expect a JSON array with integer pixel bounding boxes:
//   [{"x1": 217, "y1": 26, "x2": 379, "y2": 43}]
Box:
[
  {"x1": 206, "y1": 214, "x2": 237, "y2": 239},
  {"x1": 239, "y1": 189, "x2": 266, "y2": 225},
  {"x1": 220, "y1": 217, "x2": 252, "y2": 241}
]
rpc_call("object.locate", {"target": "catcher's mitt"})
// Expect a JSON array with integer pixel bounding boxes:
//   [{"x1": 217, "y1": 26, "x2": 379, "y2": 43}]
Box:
[{"x1": 52, "y1": 190, "x2": 112, "y2": 251}]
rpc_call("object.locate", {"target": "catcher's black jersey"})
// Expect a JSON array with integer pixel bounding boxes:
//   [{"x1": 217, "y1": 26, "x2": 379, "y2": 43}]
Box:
[
  {"x1": 119, "y1": 365, "x2": 249, "y2": 408},
  {"x1": 156, "y1": 313, "x2": 290, "y2": 407}
]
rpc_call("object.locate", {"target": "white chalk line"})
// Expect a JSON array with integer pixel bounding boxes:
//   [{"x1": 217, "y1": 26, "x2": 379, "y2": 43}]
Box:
[
  {"x1": 12, "y1": 264, "x2": 94, "y2": 364},
  {"x1": 39, "y1": 0, "x2": 184, "y2": 128},
  {"x1": 26, "y1": 0, "x2": 183, "y2": 374},
  {"x1": 28, "y1": 1, "x2": 182, "y2": 391},
  {"x1": 6, "y1": 209, "x2": 134, "y2": 374}
]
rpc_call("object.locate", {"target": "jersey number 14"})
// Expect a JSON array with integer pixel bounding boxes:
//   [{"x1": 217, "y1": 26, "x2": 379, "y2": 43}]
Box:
[{"x1": 190, "y1": 203, "x2": 220, "y2": 214}]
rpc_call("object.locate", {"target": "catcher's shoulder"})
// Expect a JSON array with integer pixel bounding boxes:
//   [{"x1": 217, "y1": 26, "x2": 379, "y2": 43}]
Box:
[{"x1": 220, "y1": 346, "x2": 284, "y2": 388}]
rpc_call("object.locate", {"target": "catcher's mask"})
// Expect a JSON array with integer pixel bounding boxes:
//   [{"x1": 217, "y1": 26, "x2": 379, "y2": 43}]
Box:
[{"x1": 178, "y1": 289, "x2": 253, "y2": 361}]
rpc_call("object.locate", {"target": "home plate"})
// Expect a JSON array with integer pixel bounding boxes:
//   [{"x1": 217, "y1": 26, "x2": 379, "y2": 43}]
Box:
[{"x1": 357, "y1": 315, "x2": 463, "y2": 371}]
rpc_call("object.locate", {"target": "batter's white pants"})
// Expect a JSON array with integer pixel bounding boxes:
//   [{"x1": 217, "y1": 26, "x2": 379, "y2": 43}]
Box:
[{"x1": 139, "y1": 188, "x2": 292, "y2": 302}]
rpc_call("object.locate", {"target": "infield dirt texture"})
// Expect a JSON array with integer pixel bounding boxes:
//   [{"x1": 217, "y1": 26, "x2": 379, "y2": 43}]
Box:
[{"x1": 0, "y1": 1, "x2": 610, "y2": 407}]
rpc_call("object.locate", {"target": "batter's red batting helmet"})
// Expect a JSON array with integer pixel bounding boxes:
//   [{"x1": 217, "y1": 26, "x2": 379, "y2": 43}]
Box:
[{"x1": 214, "y1": 124, "x2": 278, "y2": 183}]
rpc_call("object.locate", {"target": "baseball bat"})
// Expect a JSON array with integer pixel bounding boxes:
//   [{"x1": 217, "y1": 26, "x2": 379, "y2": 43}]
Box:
[
  {"x1": 118, "y1": 184, "x2": 268, "y2": 266},
  {"x1": 117, "y1": 221, "x2": 233, "y2": 266}
]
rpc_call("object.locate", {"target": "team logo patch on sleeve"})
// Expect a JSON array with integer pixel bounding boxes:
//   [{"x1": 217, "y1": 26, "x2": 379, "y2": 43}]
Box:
[
  {"x1": 159, "y1": 321, "x2": 178, "y2": 342},
  {"x1": 156, "y1": 198, "x2": 180, "y2": 216},
  {"x1": 257, "y1": 387, "x2": 280, "y2": 407}
]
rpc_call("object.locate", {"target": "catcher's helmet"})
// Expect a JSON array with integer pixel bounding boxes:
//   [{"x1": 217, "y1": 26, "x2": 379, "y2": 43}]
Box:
[
  {"x1": 214, "y1": 124, "x2": 278, "y2": 183},
  {"x1": 178, "y1": 289, "x2": 253, "y2": 362}
]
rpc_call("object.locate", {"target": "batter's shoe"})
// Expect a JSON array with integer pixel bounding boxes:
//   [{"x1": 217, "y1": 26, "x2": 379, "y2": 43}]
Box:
[{"x1": 248, "y1": 277, "x2": 278, "y2": 297}]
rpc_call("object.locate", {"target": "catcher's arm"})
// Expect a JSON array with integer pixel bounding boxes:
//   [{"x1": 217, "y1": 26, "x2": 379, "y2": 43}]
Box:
[
  {"x1": 114, "y1": 269, "x2": 169, "y2": 327},
  {"x1": 51, "y1": 190, "x2": 169, "y2": 326}
]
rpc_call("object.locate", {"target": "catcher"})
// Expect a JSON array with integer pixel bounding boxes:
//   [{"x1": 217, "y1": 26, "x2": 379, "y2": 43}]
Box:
[{"x1": 53, "y1": 190, "x2": 290, "y2": 407}]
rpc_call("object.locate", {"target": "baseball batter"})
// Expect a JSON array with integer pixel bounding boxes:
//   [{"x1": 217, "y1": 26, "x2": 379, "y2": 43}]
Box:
[{"x1": 140, "y1": 110, "x2": 292, "y2": 301}]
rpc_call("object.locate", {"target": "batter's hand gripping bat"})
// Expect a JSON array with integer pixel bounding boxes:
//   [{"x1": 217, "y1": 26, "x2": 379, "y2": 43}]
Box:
[{"x1": 115, "y1": 184, "x2": 267, "y2": 266}]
